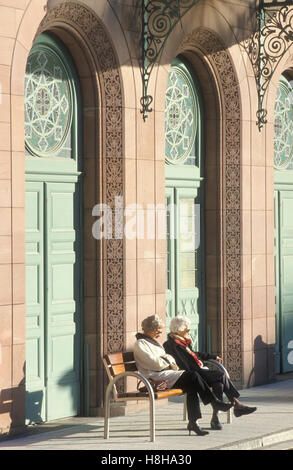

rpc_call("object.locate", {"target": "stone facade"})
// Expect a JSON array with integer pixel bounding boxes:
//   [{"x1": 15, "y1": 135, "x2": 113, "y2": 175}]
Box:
[{"x1": 0, "y1": 0, "x2": 290, "y2": 435}]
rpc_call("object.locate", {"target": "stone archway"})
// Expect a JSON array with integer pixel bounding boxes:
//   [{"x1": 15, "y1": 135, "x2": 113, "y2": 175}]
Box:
[
  {"x1": 177, "y1": 29, "x2": 242, "y2": 383},
  {"x1": 37, "y1": 2, "x2": 125, "y2": 412},
  {"x1": 37, "y1": 0, "x2": 125, "y2": 355}
]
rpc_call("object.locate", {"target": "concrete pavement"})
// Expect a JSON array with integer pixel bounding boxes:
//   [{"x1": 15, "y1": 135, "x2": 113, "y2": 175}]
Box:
[{"x1": 0, "y1": 377, "x2": 292, "y2": 451}]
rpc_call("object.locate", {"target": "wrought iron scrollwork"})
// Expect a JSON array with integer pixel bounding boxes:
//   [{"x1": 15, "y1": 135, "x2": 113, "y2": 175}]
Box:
[
  {"x1": 141, "y1": 0, "x2": 200, "y2": 120},
  {"x1": 242, "y1": 1, "x2": 293, "y2": 130}
]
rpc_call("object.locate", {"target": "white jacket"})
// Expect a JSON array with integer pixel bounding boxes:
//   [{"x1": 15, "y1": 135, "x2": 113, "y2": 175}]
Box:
[{"x1": 133, "y1": 334, "x2": 184, "y2": 388}]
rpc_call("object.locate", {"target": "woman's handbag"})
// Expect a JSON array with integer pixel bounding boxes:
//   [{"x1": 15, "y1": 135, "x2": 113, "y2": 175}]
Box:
[{"x1": 137, "y1": 378, "x2": 168, "y2": 393}]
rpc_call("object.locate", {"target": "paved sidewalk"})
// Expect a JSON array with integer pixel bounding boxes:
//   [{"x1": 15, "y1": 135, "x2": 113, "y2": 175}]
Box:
[{"x1": 0, "y1": 377, "x2": 293, "y2": 451}]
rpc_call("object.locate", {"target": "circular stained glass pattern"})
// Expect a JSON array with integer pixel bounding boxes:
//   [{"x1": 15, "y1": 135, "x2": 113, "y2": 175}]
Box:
[
  {"x1": 25, "y1": 48, "x2": 72, "y2": 157},
  {"x1": 274, "y1": 75, "x2": 293, "y2": 170},
  {"x1": 165, "y1": 65, "x2": 197, "y2": 165}
]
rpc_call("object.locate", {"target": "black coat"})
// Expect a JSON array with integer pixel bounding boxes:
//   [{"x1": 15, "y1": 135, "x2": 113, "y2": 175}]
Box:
[{"x1": 163, "y1": 336, "x2": 217, "y2": 372}]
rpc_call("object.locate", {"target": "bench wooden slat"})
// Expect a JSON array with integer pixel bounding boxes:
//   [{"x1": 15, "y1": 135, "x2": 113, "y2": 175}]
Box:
[
  {"x1": 104, "y1": 352, "x2": 137, "y2": 377},
  {"x1": 105, "y1": 352, "x2": 134, "y2": 365},
  {"x1": 116, "y1": 385, "x2": 184, "y2": 399},
  {"x1": 110, "y1": 364, "x2": 126, "y2": 375},
  {"x1": 111, "y1": 363, "x2": 137, "y2": 375},
  {"x1": 154, "y1": 388, "x2": 183, "y2": 399},
  {"x1": 117, "y1": 389, "x2": 183, "y2": 399}
]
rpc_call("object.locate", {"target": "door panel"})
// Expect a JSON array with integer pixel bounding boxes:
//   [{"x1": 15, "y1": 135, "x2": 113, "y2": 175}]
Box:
[
  {"x1": 25, "y1": 182, "x2": 46, "y2": 423},
  {"x1": 178, "y1": 189, "x2": 200, "y2": 349},
  {"x1": 45, "y1": 182, "x2": 80, "y2": 420},
  {"x1": 166, "y1": 188, "x2": 175, "y2": 326},
  {"x1": 166, "y1": 185, "x2": 202, "y2": 349}
]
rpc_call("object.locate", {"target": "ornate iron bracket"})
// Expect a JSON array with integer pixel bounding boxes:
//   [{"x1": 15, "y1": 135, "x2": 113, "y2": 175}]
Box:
[
  {"x1": 141, "y1": 0, "x2": 200, "y2": 120},
  {"x1": 242, "y1": 0, "x2": 293, "y2": 130}
]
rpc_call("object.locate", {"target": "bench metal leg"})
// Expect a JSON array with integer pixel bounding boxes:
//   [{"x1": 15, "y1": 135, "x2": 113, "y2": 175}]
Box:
[
  {"x1": 227, "y1": 407, "x2": 232, "y2": 424},
  {"x1": 149, "y1": 393, "x2": 155, "y2": 442},
  {"x1": 104, "y1": 377, "x2": 156, "y2": 442},
  {"x1": 104, "y1": 382, "x2": 112, "y2": 439}
]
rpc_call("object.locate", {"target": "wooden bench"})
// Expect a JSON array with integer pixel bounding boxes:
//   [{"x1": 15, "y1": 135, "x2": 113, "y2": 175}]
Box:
[{"x1": 103, "y1": 351, "x2": 232, "y2": 442}]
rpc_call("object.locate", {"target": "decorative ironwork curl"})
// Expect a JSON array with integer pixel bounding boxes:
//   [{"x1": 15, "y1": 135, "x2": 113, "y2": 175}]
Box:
[
  {"x1": 141, "y1": 0, "x2": 200, "y2": 120},
  {"x1": 242, "y1": 3, "x2": 293, "y2": 130}
]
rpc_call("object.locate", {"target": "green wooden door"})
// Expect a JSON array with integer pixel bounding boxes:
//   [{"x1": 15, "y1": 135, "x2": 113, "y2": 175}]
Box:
[
  {"x1": 165, "y1": 57, "x2": 204, "y2": 350},
  {"x1": 274, "y1": 74, "x2": 293, "y2": 373},
  {"x1": 274, "y1": 189, "x2": 293, "y2": 373},
  {"x1": 25, "y1": 33, "x2": 82, "y2": 422}
]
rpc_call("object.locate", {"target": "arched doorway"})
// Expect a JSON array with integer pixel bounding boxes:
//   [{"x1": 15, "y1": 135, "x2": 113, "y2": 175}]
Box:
[
  {"x1": 24, "y1": 32, "x2": 83, "y2": 422},
  {"x1": 165, "y1": 56, "x2": 205, "y2": 350},
  {"x1": 274, "y1": 73, "x2": 293, "y2": 374}
]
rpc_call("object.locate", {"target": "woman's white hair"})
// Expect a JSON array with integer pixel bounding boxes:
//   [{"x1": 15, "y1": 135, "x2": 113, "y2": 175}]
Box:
[
  {"x1": 169, "y1": 315, "x2": 191, "y2": 333},
  {"x1": 141, "y1": 314, "x2": 164, "y2": 332}
]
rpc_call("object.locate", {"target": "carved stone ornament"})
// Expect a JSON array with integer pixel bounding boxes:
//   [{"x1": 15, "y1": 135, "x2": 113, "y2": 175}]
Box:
[
  {"x1": 37, "y1": 2, "x2": 124, "y2": 355},
  {"x1": 178, "y1": 29, "x2": 242, "y2": 382}
]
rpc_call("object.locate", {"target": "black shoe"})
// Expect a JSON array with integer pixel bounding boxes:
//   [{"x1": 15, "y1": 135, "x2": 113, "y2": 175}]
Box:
[
  {"x1": 234, "y1": 405, "x2": 257, "y2": 417},
  {"x1": 187, "y1": 422, "x2": 209, "y2": 436},
  {"x1": 212, "y1": 399, "x2": 233, "y2": 413},
  {"x1": 210, "y1": 418, "x2": 223, "y2": 430}
]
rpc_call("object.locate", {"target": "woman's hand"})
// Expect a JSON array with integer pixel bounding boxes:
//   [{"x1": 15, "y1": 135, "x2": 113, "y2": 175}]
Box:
[{"x1": 216, "y1": 356, "x2": 223, "y2": 363}]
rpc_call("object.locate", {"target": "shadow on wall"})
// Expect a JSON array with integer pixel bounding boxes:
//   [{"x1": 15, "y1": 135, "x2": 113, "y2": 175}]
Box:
[
  {"x1": 246, "y1": 335, "x2": 276, "y2": 388},
  {"x1": 0, "y1": 365, "x2": 81, "y2": 437},
  {"x1": 0, "y1": 363, "x2": 26, "y2": 436}
]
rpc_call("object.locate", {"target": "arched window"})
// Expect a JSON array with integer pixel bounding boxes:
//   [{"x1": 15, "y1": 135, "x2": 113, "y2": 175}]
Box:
[
  {"x1": 165, "y1": 56, "x2": 204, "y2": 350},
  {"x1": 165, "y1": 57, "x2": 202, "y2": 169}
]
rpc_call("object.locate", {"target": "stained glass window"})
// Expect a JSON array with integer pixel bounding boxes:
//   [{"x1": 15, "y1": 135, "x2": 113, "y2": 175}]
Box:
[
  {"x1": 274, "y1": 74, "x2": 293, "y2": 170},
  {"x1": 165, "y1": 59, "x2": 199, "y2": 166},
  {"x1": 25, "y1": 39, "x2": 73, "y2": 158}
]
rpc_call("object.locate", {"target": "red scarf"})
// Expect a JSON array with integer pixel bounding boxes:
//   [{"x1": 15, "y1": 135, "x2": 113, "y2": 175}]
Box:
[{"x1": 173, "y1": 336, "x2": 203, "y2": 368}]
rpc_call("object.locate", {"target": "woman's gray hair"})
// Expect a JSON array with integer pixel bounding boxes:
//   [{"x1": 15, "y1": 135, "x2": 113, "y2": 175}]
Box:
[
  {"x1": 169, "y1": 315, "x2": 191, "y2": 333},
  {"x1": 141, "y1": 314, "x2": 164, "y2": 332}
]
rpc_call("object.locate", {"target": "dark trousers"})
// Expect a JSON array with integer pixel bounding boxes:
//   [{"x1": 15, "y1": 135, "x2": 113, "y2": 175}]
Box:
[
  {"x1": 174, "y1": 370, "x2": 217, "y2": 422},
  {"x1": 198, "y1": 368, "x2": 240, "y2": 402}
]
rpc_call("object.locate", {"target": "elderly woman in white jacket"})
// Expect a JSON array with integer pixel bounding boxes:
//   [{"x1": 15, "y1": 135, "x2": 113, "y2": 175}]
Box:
[{"x1": 134, "y1": 314, "x2": 232, "y2": 436}]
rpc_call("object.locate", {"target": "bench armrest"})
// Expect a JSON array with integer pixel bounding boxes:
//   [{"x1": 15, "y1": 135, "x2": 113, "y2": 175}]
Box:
[
  {"x1": 106, "y1": 370, "x2": 155, "y2": 400},
  {"x1": 104, "y1": 371, "x2": 157, "y2": 441}
]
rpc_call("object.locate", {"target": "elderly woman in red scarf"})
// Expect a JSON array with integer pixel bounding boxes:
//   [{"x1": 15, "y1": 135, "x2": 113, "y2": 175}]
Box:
[
  {"x1": 164, "y1": 316, "x2": 256, "y2": 430},
  {"x1": 134, "y1": 314, "x2": 233, "y2": 436}
]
